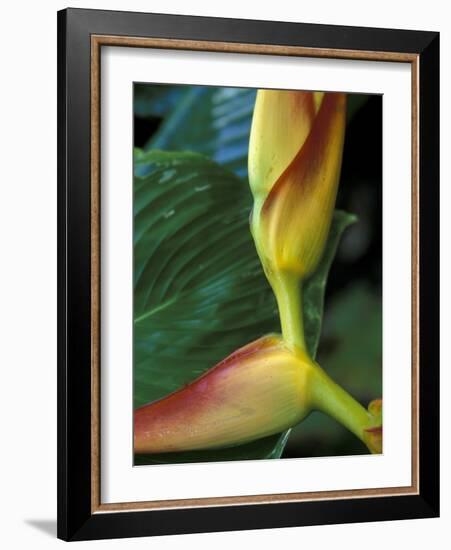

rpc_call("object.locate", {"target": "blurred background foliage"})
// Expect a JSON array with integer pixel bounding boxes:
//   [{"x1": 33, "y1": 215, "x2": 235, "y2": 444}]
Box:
[{"x1": 133, "y1": 83, "x2": 382, "y2": 462}]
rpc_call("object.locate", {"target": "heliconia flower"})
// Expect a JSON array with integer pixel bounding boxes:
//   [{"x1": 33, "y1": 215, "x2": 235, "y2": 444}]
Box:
[
  {"x1": 134, "y1": 335, "x2": 314, "y2": 454},
  {"x1": 248, "y1": 90, "x2": 346, "y2": 280}
]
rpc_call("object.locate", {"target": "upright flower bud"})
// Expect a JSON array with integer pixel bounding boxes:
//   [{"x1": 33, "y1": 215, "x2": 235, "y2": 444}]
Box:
[
  {"x1": 134, "y1": 335, "x2": 315, "y2": 454},
  {"x1": 249, "y1": 90, "x2": 346, "y2": 280}
]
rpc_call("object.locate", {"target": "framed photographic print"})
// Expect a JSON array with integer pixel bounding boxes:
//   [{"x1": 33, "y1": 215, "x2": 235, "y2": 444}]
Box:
[{"x1": 57, "y1": 8, "x2": 439, "y2": 541}]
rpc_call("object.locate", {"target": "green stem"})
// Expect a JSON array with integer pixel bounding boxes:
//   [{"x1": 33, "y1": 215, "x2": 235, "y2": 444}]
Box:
[
  {"x1": 271, "y1": 272, "x2": 306, "y2": 354},
  {"x1": 308, "y1": 363, "x2": 374, "y2": 446},
  {"x1": 259, "y1": 251, "x2": 380, "y2": 452}
]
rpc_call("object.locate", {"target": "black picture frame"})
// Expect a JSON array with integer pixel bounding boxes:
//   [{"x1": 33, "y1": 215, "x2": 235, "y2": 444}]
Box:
[{"x1": 57, "y1": 7, "x2": 439, "y2": 541}]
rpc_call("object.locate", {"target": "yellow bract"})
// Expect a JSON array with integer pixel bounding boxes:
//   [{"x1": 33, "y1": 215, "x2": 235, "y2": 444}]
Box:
[
  {"x1": 248, "y1": 90, "x2": 324, "y2": 202},
  {"x1": 134, "y1": 336, "x2": 314, "y2": 454},
  {"x1": 249, "y1": 90, "x2": 346, "y2": 280}
]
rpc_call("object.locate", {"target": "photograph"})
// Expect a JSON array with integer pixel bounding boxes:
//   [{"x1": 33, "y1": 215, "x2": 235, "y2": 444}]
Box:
[
  {"x1": 54, "y1": 7, "x2": 440, "y2": 541},
  {"x1": 132, "y1": 83, "x2": 383, "y2": 466}
]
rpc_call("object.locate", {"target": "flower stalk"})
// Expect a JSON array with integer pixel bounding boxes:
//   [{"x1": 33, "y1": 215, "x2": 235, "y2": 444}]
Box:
[
  {"x1": 309, "y1": 364, "x2": 378, "y2": 445},
  {"x1": 270, "y1": 271, "x2": 306, "y2": 354}
]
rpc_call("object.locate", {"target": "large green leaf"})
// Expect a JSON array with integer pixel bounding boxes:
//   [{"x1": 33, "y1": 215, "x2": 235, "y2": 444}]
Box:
[
  {"x1": 143, "y1": 87, "x2": 256, "y2": 179},
  {"x1": 303, "y1": 210, "x2": 357, "y2": 357},
  {"x1": 134, "y1": 149, "x2": 355, "y2": 464},
  {"x1": 134, "y1": 149, "x2": 275, "y2": 408}
]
